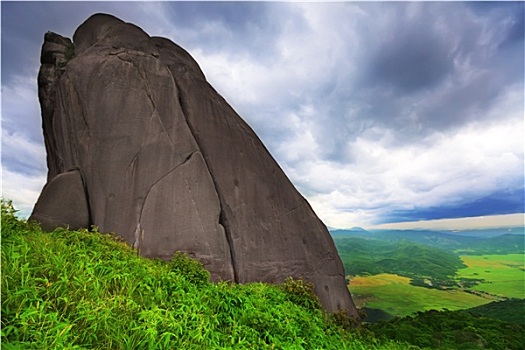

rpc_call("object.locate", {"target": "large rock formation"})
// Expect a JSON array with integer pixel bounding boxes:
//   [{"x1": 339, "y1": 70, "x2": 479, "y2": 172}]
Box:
[{"x1": 30, "y1": 13, "x2": 358, "y2": 318}]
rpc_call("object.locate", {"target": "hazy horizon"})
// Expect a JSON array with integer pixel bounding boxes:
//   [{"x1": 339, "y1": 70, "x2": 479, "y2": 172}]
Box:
[{"x1": 365, "y1": 213, "x2": 525, "y2": 231}]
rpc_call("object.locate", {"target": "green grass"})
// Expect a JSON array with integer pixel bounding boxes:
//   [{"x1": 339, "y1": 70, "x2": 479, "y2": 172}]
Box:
[
  {"x1": 350, "y1": 273, "x2": 498, "y2": 317},
  {"x1": 1, "y1": 200, "x2": 412, "y2": 349},
  {"x1": 457, "y1": 254, "x2": 525, "y2": 299}
]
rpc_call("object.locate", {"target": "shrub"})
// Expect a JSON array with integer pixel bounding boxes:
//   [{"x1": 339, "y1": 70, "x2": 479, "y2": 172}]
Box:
[
  {"x1": 168, "y1": 251, "x2": 210, "y2": 286},
  {"x1": 280, "y1": 276, "x2": 322, "y2": 310},
  {"x1": 1, "y1": 199, "x2": 25, "y2": 234},
  {"x1": 329, "y1": 308, "x2": 363, "y2": 331},
  {"x1": 64, "y1": 42, "x2": 75, "y2": 61}
]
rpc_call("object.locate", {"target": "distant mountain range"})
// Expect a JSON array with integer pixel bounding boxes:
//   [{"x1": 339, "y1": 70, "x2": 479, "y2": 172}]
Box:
[{"x1": 330, "y1": 227, "x2": 524, "y2": 254}]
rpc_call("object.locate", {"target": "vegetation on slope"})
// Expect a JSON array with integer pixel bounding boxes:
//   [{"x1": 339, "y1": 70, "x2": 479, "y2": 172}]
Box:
[
  {"x1": 1, "y1": 200, "x2": 410, "y2": 349},
  {"x1": 367, "y1": 309, "x2": 525, "y2": 350},
  {"x1": 334, "y1": 237, "x2": 465, "y2": 281},
  {"x1": 466, "y1": 299, "x2": 525, "y2": 325}
]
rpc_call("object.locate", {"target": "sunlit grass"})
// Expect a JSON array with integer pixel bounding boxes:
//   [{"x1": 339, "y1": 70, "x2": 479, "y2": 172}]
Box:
[
  {"x1": 1, "y1": 200, "x2": 411, "y2": 349},
  {"x1": 457, "y1": 254, "x2": 525, "y2": 299},
  {"x1": 351, "y1": 273, "x2": 411, "y2": 287},
  {"x1": 349, "y1": 273, "x2": 498, "y2": 317}
]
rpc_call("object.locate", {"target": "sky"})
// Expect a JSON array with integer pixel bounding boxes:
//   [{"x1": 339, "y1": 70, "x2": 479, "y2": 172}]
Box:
[{"x1": 1, "y1": 1, "x2": 524, "y2": 230}]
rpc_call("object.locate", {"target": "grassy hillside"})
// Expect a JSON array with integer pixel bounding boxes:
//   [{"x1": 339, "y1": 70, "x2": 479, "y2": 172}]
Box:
[{"x1": 1, "y1": 201, "x2": 410, "y2": 349}]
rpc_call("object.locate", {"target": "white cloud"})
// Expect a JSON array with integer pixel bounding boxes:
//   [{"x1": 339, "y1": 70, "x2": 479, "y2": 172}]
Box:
[
  {"x1": 1, "y1": 130, "x2": 46, "y2": 171},
  {"x1": 1, "y1": 168, "x2": 45, "y2": 218},
  {"x1": 1, "y1": 73, "x2": 48, "y2": 217},
  {"x1": 1, "y1": 74, "x2": 41, "y2": 137},
  {"x1": 278, "y1": 105, "x2": 523, "y2": 228}
]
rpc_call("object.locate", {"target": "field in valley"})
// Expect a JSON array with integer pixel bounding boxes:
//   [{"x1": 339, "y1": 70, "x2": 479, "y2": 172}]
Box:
[
  {"x1": 337, "y1": 233, "x2": 525, "y2": 319},
  {"x1": 349, "y1": 254, "x2": 524, "y2": 318},
  {"x1": 349, "y1": 273, "x2": 499, "y2": 317},
  {"x1": 457, "y1": 254, "x2": 524, "y2": 299}
]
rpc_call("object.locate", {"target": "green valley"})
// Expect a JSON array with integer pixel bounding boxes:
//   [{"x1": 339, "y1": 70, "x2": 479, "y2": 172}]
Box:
[
  {"x1": 333, "y1": 234, "x2": 525, "y2": 320},
  {"x1": 334, "y1": 232, "x2": 525, "y2": 349}
]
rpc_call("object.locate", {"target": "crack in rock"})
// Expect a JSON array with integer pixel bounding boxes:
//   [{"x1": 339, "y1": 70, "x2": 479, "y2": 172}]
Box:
[{"x1": 30, "y1": 13, "x2": 360, "y2": 319}]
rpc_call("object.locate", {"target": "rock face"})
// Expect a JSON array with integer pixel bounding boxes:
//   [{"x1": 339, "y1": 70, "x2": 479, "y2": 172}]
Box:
[
  {"x1": 30, "y1": 13, "x2": 358, "y2": 318},
  {"x1": 29, "y1": 169, "x2": 90, "y2": 231}
]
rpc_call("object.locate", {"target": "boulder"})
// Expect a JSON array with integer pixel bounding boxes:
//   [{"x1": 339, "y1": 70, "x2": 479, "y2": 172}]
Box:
[
  {"x1": 30, "y1": 13, "x2": 358, "y2": 318},
  {"x1": 30, "y1": 169, "x2": 90, "y2": 231}
]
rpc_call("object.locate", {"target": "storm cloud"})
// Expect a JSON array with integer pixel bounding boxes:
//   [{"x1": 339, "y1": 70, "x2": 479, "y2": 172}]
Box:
[{"x1": 2, "y1": 2, "x2": 523, "y2": 228}]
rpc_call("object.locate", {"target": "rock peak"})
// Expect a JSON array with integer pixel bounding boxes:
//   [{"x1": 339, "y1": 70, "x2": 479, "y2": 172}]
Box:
[
  {"x1": 30, "y1": 13, "x2": 359, "y2": 319},
  {"x1": 72, "y1": 13, "x2": 125, "y2": 54}
]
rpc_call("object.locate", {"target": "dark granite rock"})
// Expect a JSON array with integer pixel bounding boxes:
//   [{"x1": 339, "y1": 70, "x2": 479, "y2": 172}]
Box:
[
  {"x1": 30, "y1": 169, "x2": 90, "y2": 231},
  {"x1": 37, "y1": 32, "x2": 73, "y2": 179},
  {"x1": 30, "y1": 13, "x2": 358, "y2": 318}
]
